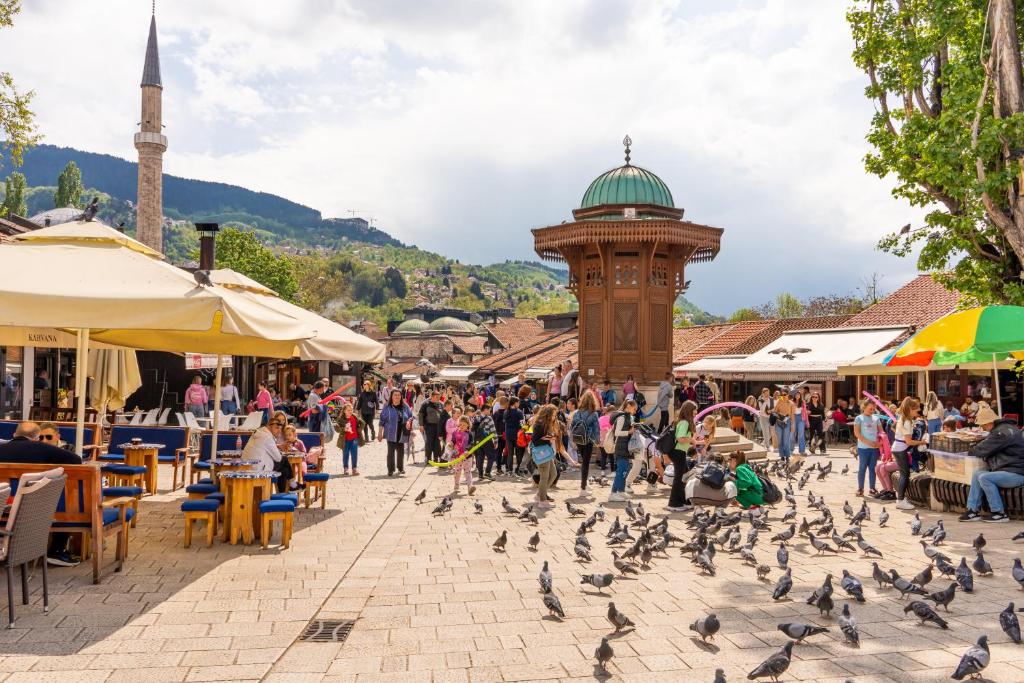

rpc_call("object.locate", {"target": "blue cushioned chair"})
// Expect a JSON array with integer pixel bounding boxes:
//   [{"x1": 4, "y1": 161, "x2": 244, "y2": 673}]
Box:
[
  {"x1": 190, "y1": 432, "x2": 253, "y2": 485},
  {"x1": 270, "y1": 492, "x2": 299, "y2": 506},
  {"x1": 102, "y1": 464, "x2": 146, "y2": 492},
  {"x1": 259, "y1": 499, "x2": 294, "y2": 549},
  {"x1": 186, "y1": 483, "x2": 218, "y2": 499},
  {"x1": 105, "y1": 425, "x2": 192, "y2": 491},
  {"x1": 181, "y1": 499, "x2": 220, "y2": 548},
  {"x1": 102, "y1": 486, "x2": 143, "y2": 528}
]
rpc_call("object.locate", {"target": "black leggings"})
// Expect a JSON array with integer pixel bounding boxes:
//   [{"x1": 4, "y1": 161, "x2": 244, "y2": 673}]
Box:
[
  {"x1": 360, "y1": 413, "x2": 376, "y2": 441},
  {"x1": 896, "y1": 449, "x2": 911, "y2": 499},
  {"x1": 578, "y1": 442, "x2": 594, "y2": 489},
  {"x1": 668, "y1": 451, "x2": 688, "y2": 508},
  {"x1": 808, "y1": 417, "x2": 824, "y2": 452},
  {"x1": 505, "y1": 441, "x2": 524, "y2": 472},
  {"x1": 386, "y1": 441, "x2": 405, "y2": 475}
]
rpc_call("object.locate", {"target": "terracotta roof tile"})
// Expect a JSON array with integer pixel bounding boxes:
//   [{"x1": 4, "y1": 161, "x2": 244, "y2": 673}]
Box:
[
  {"x1": 450, "y1": 336, "x2": 488, "y2": 355},
  {"x1": 671, "y1": 324, "x2": 735, "y2": 364},
  {"x1": 675, "y1": 320, "x2": 776, "y2": 364},
  {"x1": 475, "y1": 328, "x2": 577, "y2": 376},
  {"x1": 841, "y1": 274, "x2": 960, "y2": 329},
  {"x1": 483, "y1": 318, "x2": 545, "y2": 350},
  {"x1": 383, "y1": 360, "x2": 422, "y2": 376}
]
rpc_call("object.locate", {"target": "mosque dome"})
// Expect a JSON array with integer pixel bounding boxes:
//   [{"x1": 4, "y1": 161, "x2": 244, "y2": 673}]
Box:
[
  {"x1": 392, "y1": 319, "x2": 429, "y2": 335},
  {"x1": 29, "y1": 207, "x2": 82, "y2": 227},
  {"x1": 474, "y1": 324, "x2": 489, "y2": 336},
  {"x1": 427, "y1": 316, "x2": 477, "y2": 334},
  {"x1": 580, "y1": 164, "x2": 674, "y2": 209}
]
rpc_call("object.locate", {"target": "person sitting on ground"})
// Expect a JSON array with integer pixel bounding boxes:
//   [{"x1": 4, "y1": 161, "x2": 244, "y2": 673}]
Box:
[
  {"x1": 959, "y1": 404, "x2": 1024, "y2": 523},
  {"x1": 729, "y1": 451, "x2": 763, "y2": 509},
  {"x1": 679, "y1": 452, "x2": 738, "y2": 508},
  {"x1": 0, "y1": 421, "x2": 82, "y2": 566}
]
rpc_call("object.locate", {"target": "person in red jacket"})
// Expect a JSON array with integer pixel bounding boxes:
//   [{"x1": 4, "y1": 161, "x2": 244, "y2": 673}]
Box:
[{"x1": 338, "y1": 402, "x2": 360, "y2": 476}]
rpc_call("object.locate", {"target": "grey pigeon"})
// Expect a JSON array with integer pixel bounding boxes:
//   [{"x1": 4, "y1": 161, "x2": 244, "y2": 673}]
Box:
[
  {"x1": 935, "y1": 555, "x2": 957, "y2": 578},
  {"x1": 951, "y1": 635, "x2": 989, "y2": 680},
  {"x1": 842, "y1": 500, "x2": 853, "y2": 518},
  {"x1": 538, "y1": 561, "x2": 552, "y2": 593},
  {"x1": 575, "y1": 543, "x2": 592, "y2": 562},
  {"x1": 543, "y1": 591, "x2": 564, "y2": 619},
  {"x1": 909, "y1": 512, "x2": 921, "y2": 535},
  {"x1": 1001, "y1": 602, "x2": 1021, "y2": 644},
  {"x1": 527, "y1": 531, "x2": 540, "y2": 551},
  {"x1": 925, "y1": 582, "x2": 957, "y2": 611},
  {"x1": 595, "y1": 637, "x2": 614, "y2": 672},
  {"x1": 806, "y1": 574, "x2": 834, "y2": 606},
  {"x1": 501, "y1": 497, "x2": 520, "y2": 515},
  {"x1": 624, "y1": 501, "x2": 637, "y2": 520},
  {"x1": 1014, "y1": 529, "x2": 1024, "y2": 541},
  {"x1": 973, "y1": 551, "x2": 993, "y2": 576},
  {"x1": 878, "y1": 507, "x2": 889, "y2": 527},
  {"x1": 80, "y1": 196, "x2": 100, "y2": 222},
  {"x1": 770, "y1": 524, "x2": 795, "y2": 543},
  {"x1": 891, "y1": 570, "x2": 928, "y2": 598},
  {"x1": 781, "y1": 507, "x2": 797, "y2": 523},
  {"x1": 955, "y1": 557, "x2": 974, "y2": 593},
  {"x1": 772, "y1": 567, "x2": 793, "y2": 600},
  {"x1": 566, "y1": 501, "x2": 585, "y2": 517},
  {"x1": 606, "y1": 602, "x2": 635, "y2": 632},
  {"x1": 831, "y1": 530, "x2": 856, "y2": 552},
  {"x1": 492, "y1": 530, "x2": 507, "y2": 552},
  {"x1": 575, "y1": 534, "x2": 591, "y2": 550},
  {"x1": 612, "y1": 550, "x2": 638, "y2": 575},
  {"x1": 474, "y1": 501, "x2": 483, "y2": 514},
  {"x1": 922, "y1": 520, "x2": 940, "y2": 538},
  {"x1": 430, "y1": 501, "x2": 447, "y2": 516},
  {"x1": 931, "y1": 521, "x2": 946, "y2": 545},
  {"x1": 747, "y1": 640, "x2": 794, "y2": 681},
  {"x1": 904, "y1": 600, "x2": 949, "y2": 629},
  {"x1": 838, "y1": 603, "x2": 859, "y2": 646},
  {"x1": 193, "y1": 269, "x2": 213, "y2": 287},
  {"x1": 777, "y1": 542, "x2": 789, "y2": 569},
  {"x1": 714, "y1": 669, "x2": 726, "y2": 683},
  {"x1": 806, "y1": 532, "x2": 836, "y2": 555},
  {"x1": 856, "y1": 532, "x2": 883, "y2": 558},
  {"x1": 641, "y1": 546, "x2": 654, "y2": 568},
  {"x1": 841, "y1": 570, "x2": 865, "y2": 603},
  {"x1": 872, "y1": 562, "x2": 892, "y2": 588},
  {"x1": 815, "y1": 592, "x2": 834, "y2": 617},
  {"x1": 581, "y1": 573, "x2": 614, "y2": 593},
  {"x1": 527, "y1": 512, "x2": 539, "y2": 526},
  {"x1": 920, "y1": 540, "x2": 949, "y2": 563},
  {"x1": 911, "y1": 564, "x2": 933, "y2": 588},
  {"x1": 1013, "y1": 558, "x2": 1024, "y2": 589},
  {"x1": 696, "y1": 550, "x2": 716, "y2": 576},
  {"x1": 778, "y1": 622, "x2": 828, "y2": 642},
  {"x1": 690, "y1": 613, "x2": 720, "y2": 642},
  {"x1": 973, "y1": 533, "x2": 986, "y2": 552},
  {"x1": 414, "y1": 489, "x2": 426, "y2": 504}
]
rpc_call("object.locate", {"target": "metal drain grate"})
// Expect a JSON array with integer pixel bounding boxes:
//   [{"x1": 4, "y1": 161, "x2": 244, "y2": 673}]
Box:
[{"x1": 299, "y1": 619, "x2": 356, "y2": 643}]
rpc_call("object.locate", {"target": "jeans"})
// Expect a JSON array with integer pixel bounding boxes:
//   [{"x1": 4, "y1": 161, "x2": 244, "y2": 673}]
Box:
[
  {"x1": 795, "y1": 419, "x2": 806, "y2": 454},
  {"x1": 775, "y1": 424, "x2": 793, "y2": 460},
  {"x1": 386, "y1": 441, "x2": 405, "y2": 475},
  {"x1": 758, "y1": 416, "x2": 772, "y2": 450},
  {"x1": 221, "y1": 400, "x2": 237, "y2": 415},
  {"x1": 967, "y1": 469, "x2": 1024, "y2": 513},
  {"x1": 308, "y1": 411, "x2": 321, "y2": 433},
  {"x1": 857, "y1": 447, "x2": 879, "y2": 491},
  {"x1": 612, "y1": 456, "x2": 631, "y2": 493},
  {"x1": 261, "y1": 407, "x2": 271, "y2": 425},
  {"x1": 188, "y1": 404, "x2": 205, "y2": 418},
  {"x1": 578, "y1": 443, "x2": 594, "y2": 489},
  {"x1": 343, "y1": 439, "x2": 358, "y2": 470},
  {"x1": 927, "y1": 418, "x2": 942, "y2": 434}
]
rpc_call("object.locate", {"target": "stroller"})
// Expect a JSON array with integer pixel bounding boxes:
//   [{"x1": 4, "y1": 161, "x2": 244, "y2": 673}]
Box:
[{"x1": 631, "y1": 422, "x2": 664, "y2": 487}]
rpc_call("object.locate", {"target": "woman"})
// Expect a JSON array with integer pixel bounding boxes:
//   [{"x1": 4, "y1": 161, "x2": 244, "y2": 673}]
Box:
[
  {"x1": 807, "y1": 392, "x2": 826, "y2": 454},
  {"x1": 609, "y1": 400, "x2": 638, "y2": 502},
  {"x1": 503, "y1": 397, "x2": 525, "y2": 474},
  {"x1": 220, "y1": 377, "x2": 241, "y2": 415},
  {"x1": 622, "y1": 375, "x2": 637, "y2": 401},
  {"x1": 853, "y1": 399, "x2": 881, "y2": 497},
  {"x1": 742, "y1": 395, "x2": 757, "y2": 441},
  {"x1": 378, "y1": 389, "x2": 413, "y2": 477},
  {"x1": 667, "y1": 401, "x2": 697, "y2": 512},
  {"x1": 756, "y1": 388, "x2": 774, "y2": 452},
  {"x1": 773, "y1": 393, "x2": 795, "y2": 462},
  {"x1": 793, "y1": 392, "x2": 808, "y2": 456},
  {"x1": 356, "y1": 380, "x2": 378, "y2": 442},
  {"x1": 337, "y1": 402, "x2": 359, "y2": 476},
  {"x1": 184, "y1": 376, "x2": 208, "y2": 419},
  {"x1": 548, "y1": 364, "x2": 563, "y2": 402},
  {"x1": 730, "y1": 451, "x2": 763, "y2": 509},
  {"x1": 492, "y1": 396, "x2": 508, "y2": 475},
  {"x1": 241, "y1": 417, "x2": 290, "y2": 493},
  {"x1": 924, "y1": 391, "x2": 943, "y2": 434},
  {"x1": 571, "y1": 391, "x2": 601, "y2": 492},
  {"x1": 892, "y1": 397, "x2": 926, "y2": 510},
  {"x1": 531, "y1": 405, "x2": 576, "y2": 508},
  {"x1": 254, "y1": 382, "x2": 273, "y2": 425}
]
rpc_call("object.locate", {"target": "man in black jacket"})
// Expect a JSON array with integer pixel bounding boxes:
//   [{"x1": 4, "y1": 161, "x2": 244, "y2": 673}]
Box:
[
  {"x1": 418, "y1": 390, "x2": 444, "y2": 464},
  {"x1": 959, "y1": 404, "x2": 1024, "y2": 523},
  {"x1": 356, "y1": 380, "x2": 378, "y2": 441}
]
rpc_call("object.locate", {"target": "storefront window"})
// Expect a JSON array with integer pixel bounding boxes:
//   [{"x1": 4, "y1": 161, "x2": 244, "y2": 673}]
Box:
[
  {"x1": 1, "y1": 346, "x2": 24, "y2": 420},
  {"x1": 884, "y1": 376, "x2": 897, "y2": 399},
  {"x1": 865, "y1": 375, "x2": 877, "y2": 395},
  {"x1": 905, "y1": 373, "x2": 917, "y2": 398},
  {"x1": 934, "y1": 369, "x2": 960, "y2": 399}
]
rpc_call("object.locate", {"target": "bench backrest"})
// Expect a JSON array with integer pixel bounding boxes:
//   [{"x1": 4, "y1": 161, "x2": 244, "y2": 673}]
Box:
[
  {"x1": 0, "y1": 462, "x2": 102, "y2": 527},
  {"x1": 0, "y1": 420, "x2": 100, "y2": 447},
  {"x1": 298, "y1": 432, "x2": 324, "y2": 451},
  {"x1": 198, "y1": 431, "x2": 253, "y2": 461},
  {"x1": 107, "y1": 425, "x2": 191, "y2": 457}
]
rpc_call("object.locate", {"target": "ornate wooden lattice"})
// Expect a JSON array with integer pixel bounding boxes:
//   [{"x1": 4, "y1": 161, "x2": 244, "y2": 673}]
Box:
[
  {"x1": 613, "y1": 303, "x2": 638, "y2": 352},
  {"x1": 650, "y1": 254, "x2": 669, "y2": 287},
  {"x1": 613, "y1": 252, "x2": 640, "y2": 287},
  {"x1": 584, "y1": 255, "x2": 603, "y2": 288},
  {"x1": 649, "y1": 303, "x2": 668, "y2": 352},
  {"x1": 583, "y1": 303, "x2": 602, "y2": 351}
]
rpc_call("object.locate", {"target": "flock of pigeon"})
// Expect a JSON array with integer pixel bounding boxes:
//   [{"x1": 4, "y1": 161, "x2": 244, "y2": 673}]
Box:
[{"x1": 412, "y1": 455, "x2": 1024, "y2": 681}]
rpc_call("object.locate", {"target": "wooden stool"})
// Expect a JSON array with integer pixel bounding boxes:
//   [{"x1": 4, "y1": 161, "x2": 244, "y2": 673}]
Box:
[
  {"x1": 259, "y1": 499, "x2": 294, "y2": 549},
  {"x1": 303, "y1": 472, "x2": 329, "y2": 509},
  {"x1": 102, "y1": 464, "x2": 147, "y2": 492},
  {"x1": 182, "y1": 499, "x2": 220, "y2": 548},
  {"x1": 102, "y1": 486, "x2": 143, "y2": 528},
  {"x1": 186, "y1": 482, "x2": 218, "y2": 500}
]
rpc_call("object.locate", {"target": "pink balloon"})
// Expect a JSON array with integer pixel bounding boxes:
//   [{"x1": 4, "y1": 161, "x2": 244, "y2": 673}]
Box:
[
  {"x1": 861, "y1": 391, "x2": 896, "y2": 421},
  {"x1": 696, "y1": 401, "x2": 760, "y2": 422}
]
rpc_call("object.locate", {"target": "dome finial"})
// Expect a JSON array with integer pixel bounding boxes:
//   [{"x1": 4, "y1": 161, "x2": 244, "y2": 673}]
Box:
[{"x1": 622, "y1": 135, "x2": 632, "y2": 165}]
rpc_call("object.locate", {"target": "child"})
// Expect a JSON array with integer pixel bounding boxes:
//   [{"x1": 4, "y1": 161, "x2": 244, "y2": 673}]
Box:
[
  {"x1": 729, "y1": 451, "x2": 763, "y2": 509},
  {"x1": 469, "y1": 404, "x2": 498, "y2": 480},
  {"x1": 609, "y1": 400, "x2": 638, "y2": 502},
  {"x1": 694, "y1": 415, "x2": 717, "y2": 462},
  {"x1": 337, "y1": 403, "x2": 359, "y2": 476},
  {"x1": 279, "y1": 424, "x2": 308, "y2": 488},
  {"x1": 451, "y1": 416, "x2": 476, "y2": 496}
]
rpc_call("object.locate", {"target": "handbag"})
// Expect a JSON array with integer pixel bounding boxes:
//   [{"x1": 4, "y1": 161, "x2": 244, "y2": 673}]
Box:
[
  {"x1": 532, "y1": 442, "x2": 555, "y2": 465},
  {"x1": 699, "y1": 462, "x2": 727, "y2": 489},
  {"x1": 628, "y1": 430, "x2": 644, "y2": 454}
]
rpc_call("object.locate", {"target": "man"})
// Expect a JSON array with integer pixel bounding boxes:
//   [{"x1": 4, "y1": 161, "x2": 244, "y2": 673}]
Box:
[
  {"x1": 356, "y1": 380, "x2": 378, "y2": 441},
  {"x1": 694, "y1": 374, "x2": 714, "y2": 413},
  {"x1": 289, "y1": 382, "x2": 307, "y2": 403},
  {"x1": 418, "y1": 390, "x2": 444, "y2": 463},
  {"x1": 756, "y1": 388, "x2": 774, "y2": 452},
  {"x1": 961, "y1": 396, "x2": 979, "y2": 426},
  {"x1": 0, "y1": 421, "x2": 82, "y2": 566},
  {"x1": 306, "y1": 381, "x2": 325, "y2": 432},
  {"x1": 512, "y1": 373, "x2": 529, "y2": 398},
  {"x1": 34, "y1": 370, "x2": 50, "y2": 391},
  {"x1": 561, "y1": 360, "x2": 580, "y2": 401},
  {"x1": 707, "y1": 374, "x2": 722, "y2": 404},
  {"x1": 656, "y1": 373, "x2": 674, "y2": 431},
  {"x1": 601, "y1": 380, "x2": 617, "y2": 408},
  {"x1": 241, "y1": 417, "x2": 291, "y2": 492},
  {"x1": 959, "y1": 404, "x2": 1024, "y2": 523}
]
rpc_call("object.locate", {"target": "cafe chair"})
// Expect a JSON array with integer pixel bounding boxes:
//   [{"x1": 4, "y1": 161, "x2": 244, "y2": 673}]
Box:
[
  {"x1": 259, "y1": 499, "x2": 295, "y2": 549},
  {"x1": 181, "y1": 499, "x2": 220, "y2": 548}
]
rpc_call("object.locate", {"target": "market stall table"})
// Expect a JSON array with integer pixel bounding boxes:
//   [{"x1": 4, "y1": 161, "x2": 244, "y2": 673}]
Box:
[
  {"x1": 219, "y1": 470, "x2": 278, "y2": 545},
  {"x1": 117, "y1": 442, "x2": 164, "y2": 495}
]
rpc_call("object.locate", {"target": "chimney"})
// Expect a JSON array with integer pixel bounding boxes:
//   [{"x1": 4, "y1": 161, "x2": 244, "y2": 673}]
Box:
[{"x1": 194, "y1": 222, "x2": 219, "y2": 270}]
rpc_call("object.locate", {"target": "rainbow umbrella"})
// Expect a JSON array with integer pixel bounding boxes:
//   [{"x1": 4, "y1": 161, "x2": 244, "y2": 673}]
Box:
[{"x1": 884, "y1": 305, "x2": 1024, "y2": 413}]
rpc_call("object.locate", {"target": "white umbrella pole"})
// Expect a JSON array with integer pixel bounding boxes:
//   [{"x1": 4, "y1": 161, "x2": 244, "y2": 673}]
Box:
[
  {"x1": 209, "y1": 354, "x2": 223, "y2": 461},
  {"x1": 993, "y1": 353, "x2": 1002, "y2": 416},
  {"x1": 74, "y1": 329, "x2": 90, "y2": 456}
]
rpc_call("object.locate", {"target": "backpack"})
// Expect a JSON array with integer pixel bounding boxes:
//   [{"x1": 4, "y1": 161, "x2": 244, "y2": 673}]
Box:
[
  {"x1": 634, "y1": 391, "x2": 647, "y2": 410},
  {"x1": 656, "y1": 423, "x2": 677, "y2": 455},
  {"x1": 699, "y1": 462, "x2": 727, "y2": 489},
  {"x1": 602, "y1": 412, "x2": 623, "y2": 453},
  {"x1": 570, "y1": 413, "x2": 590, "y2": 446},
  {"x1": 424, "y1": 402, "x2": 440, "y2": 425},
  {"x1": 758, "y1": 474, "x2": 782, "y2": 504}
]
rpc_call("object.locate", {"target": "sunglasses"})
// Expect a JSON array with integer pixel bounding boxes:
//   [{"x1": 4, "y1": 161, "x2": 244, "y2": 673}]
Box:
[{"x1": 40, "y1": 434, "x2": 56, "y2": 441}]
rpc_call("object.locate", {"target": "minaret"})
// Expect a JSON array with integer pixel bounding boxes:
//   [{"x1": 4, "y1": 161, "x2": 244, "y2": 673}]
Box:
[{"x1": 134, "y1": 11, "x2": 167, "y2": 253}]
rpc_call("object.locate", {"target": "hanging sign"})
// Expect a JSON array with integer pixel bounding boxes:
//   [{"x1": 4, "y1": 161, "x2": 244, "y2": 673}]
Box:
[{"x1": 184, "y1": 353, "x2": 232, "y2": 370}]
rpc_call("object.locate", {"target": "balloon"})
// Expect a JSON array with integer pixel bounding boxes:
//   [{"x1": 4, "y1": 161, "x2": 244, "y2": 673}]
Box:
[
  {"x1": 299, "y1": 379, "x2": 356, "y2": 418},
  {"x1": 429, "y1": 434, "x2": 496, "y2": 468},
  {"x1": 861, "y1": 391, "x2": 896, "y2": 421},
  {"x1": 696, "y1": 401, "x2": 759, "y2": 422}
]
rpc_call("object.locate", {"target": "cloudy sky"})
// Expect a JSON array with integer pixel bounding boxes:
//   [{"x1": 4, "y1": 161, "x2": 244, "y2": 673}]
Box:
[{"x1": 1, "y1": 0, "x2": 924, "y2": 314}]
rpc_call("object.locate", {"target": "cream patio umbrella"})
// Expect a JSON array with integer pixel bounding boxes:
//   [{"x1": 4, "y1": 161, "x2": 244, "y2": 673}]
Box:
[
  {"x1": 87, "y1": 348, "x2": 142, "y2": 413},
  {"x1": 0, "y1": 221, "x2": 315, "y2": 453}
]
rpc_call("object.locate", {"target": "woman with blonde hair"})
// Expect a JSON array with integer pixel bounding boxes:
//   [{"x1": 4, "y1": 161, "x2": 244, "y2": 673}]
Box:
[
  {"x1": 924, "y1": 391, "x2": 943, "y2": 434},
  {"x1": 893, "y1": 397, "x2": 926, "y2": 510}
]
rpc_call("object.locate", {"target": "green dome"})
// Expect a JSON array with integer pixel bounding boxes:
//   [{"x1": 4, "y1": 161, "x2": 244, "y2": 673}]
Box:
[
  {"x1": 427, "y1": 316, "x2": 477, "y2": 334},
  {"x1": 474, "y1": 324, "x2": 489, "y2": 336},
  {"x1": 393, "y1": 319, "x2": 429, "y2": 335},
  {"x1": 580, "y1": 164, "x2": 674, "y2": 209}
]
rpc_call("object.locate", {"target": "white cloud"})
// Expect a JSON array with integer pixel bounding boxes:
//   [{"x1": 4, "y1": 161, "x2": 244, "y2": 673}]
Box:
[{"x1": 0, "y1": 0, "x2": 925, "y2": 313}]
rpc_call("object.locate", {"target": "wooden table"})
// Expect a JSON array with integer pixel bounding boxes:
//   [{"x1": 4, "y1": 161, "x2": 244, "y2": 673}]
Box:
[
  {"x1": 209, "y1": 452, "x2": 255, "y2": 487},
  {"x1": 286, "y1": 453, "x2": 305, "y2": 486},
  {"x1": 219, "y1": 471, "x2": 278, "y2": 545},
  {"x1": 117, "y1": 442, "x2": 164, "y2": 495}
]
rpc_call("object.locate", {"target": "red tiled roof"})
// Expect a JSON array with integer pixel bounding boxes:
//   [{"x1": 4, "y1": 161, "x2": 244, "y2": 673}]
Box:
[
  {"x1": 383, "y1": 360, "x2": 422, "y2": 376},
  {"x1": 841, "y1": 275, "x2": 960, "y2": 329},
  {"x1": 733, "y1": 314, "x2": 854, "y2": 355},
  {"x1": 675, "y1": 320, "x2": 775, "y2": 364},
  {"x1": 475, "y1": 328, "x2": 577, "y2": 376},
  {"x1": 483, "y1": 318, "x2": 545, "y2": 350},
  {"x1": 450, "y1": 335, "x2": 488, "y2": 355},
  {"x1": 671, "y1": 324, "x2": 735, "y2": 364}
]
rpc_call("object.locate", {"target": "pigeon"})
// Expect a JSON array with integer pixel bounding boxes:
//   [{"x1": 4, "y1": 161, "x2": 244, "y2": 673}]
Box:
[
  {"x1": 878, "y1": 507, "x2": 889, "y2": 528},
  {"x1": 80, "y1": 196, "x2": 100, "y2": 222},
  {"x1": 1014, "y1": 529, "x2": 1024, "y2": 541},
  {"x1": 1013, "y1": 558, "x2": 1024, "y2": 589},
  {"x1": 581, "y1": 573, "x2": 614, "y2": 594},
  {"x1": 714, "y1": 669, "x2": 726, "y2": 683},
  {"x1": 1001, "y1": 602, "x2": 1022, "y2": 644},
  {"x1": 607, "y1": 530, "x2": 634, "y2": 546},
  {"x1": 841, "y1": 464, "x2": 849, "y2": 475},
  {"x1": 595, "y1": 637, "x2": 614, "y2": 672},
  {"x1": 781, "y1": 507, "x2": 797, "y2": 523},
  {"x1": 922, "y1": 520, "x2": 940, "y2": 538},
  {"x1": 747, "y1": 640, "x2": 794, "y2": 681},
  {"x1": 842, "y1": 500, "x2": 853, "y2": 518},
  {"x1": 696, "y1": 549, "x2": 716, "y2": 576},
  {"x1": 951, "y1": 635, "x2": 989, "y2": 680},
  {"x1": 814, "y1": 592, "x2": 834, "y2": 617},
  {"x1": 575, "y1": 534, "x2": 591, "y2": 550},
  {"x1": 595, "y1": 504, "x2": 606, "y2": 522},
  {"x1": 566, "y1": 502, "x2": 586, "y2": 517},
  {"x1": 740, "y1": 546, "x2": 757, "y2": 566},
  {"x1": 474, "y1": 501, "x2": 483, "y2": 514},
  {"x1": 838, "y1": 603, "x2": 859, "y2": 646},
  {"x1": 891, "y1": 570, "x2": 928, "y2": 598},
  {"x1": 517, "y1": 506, "x2": 534, "y2": 521},
  {"x1": 778, "y1": 622, "x2": 828, "y2": 642},
  {"x1": 956, "y1": 558, "x2": 974, "y2": 593},
  {"x1": 193, "y1": 269, "x2": 213, "y2": 287},
  {"x1": 606, "y1": 602, "x2": 635, "y2": 632},
  {"x1": 841, "y1": 570, "x2": 865, "y2": 603},
  {"x1": 904, "y1": 600, "x2": 949, "y2": 629},
  {"x1": 430, "y1": 501, "x2": 447, "y2": 516},
  {"x1": 690, "y1": 613, "x2": 720, "y2": 642},
  {"x1": 492, "y1": 530, "x2": 507, "y2": 552},
  {"x1": 501, "y1": 497, "x2": 520, "y2": 515},
  {"x1": 973, "y1": 533, "x2": 986, "y2": 552},
  {"x1": 910, "y1": 512, "x2": 921, "y2": 535},
  {"x1": 974, "y1": 551, "x2": 993, "y2": 576},
  {"x1": 624, "y1": 501, "x2": 637, "y2": 520},
  {"x1": 414, "y1": 489, "x2": 426, "y2": 504},
  {"x1": 807, "y1": 532, "x2": 836, "y2": 555},
  {"x1": 771, "y1": 524, "x2": 795, "y2": 543},
  {"x1": 772, "y1": 568, "x2": 793, "y2": 600},
  {"x1": 872, "y1": 562, "x2": 892, "y2": 589},
  {"x1": 757, "y1": 564, "x2": 771, "y2": 580},
  {"x1": 831, "y1": 530, "x2": 856, "y2": 552},
  {"x1": 527, "y1": 512, "x2": 539, "y2": 526},
  {"x1": 538, "y1": 561, "x2": 552, "y2": 593},
  {"x1": 798, "y1": 517, "x2": 810, "y2": 534},
  {"x1": 931, "y1": 521, "x2": 946, "y2": 545},
  {"x1": 543, "y1": 591, "x2": 564, "y2": 619},
  {"x1": 777, "y1": 543, "x2": 789, "y2": 570},
  {"x1": 856, "y1": 533, "x2": 883, "y2": 558},
  {"x1": 911, "y1": 564, "x2": 934, "y2": 588},
  {"x1": 527, "y1": 531, "x2": 540, "y2": 551},
  {"x1": 925, "y1": 582, "x2": 957, "y2": 611},
  {"x1": 575, "y1": 544, "x2": 593, "y2": 562},
  {"x1": 612, "y1": 550, "x2": 639, "y2": 575}
]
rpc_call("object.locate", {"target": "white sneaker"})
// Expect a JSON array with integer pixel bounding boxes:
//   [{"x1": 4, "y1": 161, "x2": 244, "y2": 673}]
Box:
[
  {"x1": 895, "y1": 498, "x2": 915, "y2": 511},
  {"x1": 608, "y1": 493, "x2": 627, "y2": 502}
]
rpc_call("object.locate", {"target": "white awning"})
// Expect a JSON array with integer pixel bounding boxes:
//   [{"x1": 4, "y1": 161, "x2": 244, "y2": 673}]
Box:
[
  {"x1": 680, "y1": 327, "x2": 909, "y2": 381},
  {"x1": 435, "y1": 366, "x2": 477, "y2": 381},
  {"x1": 674, "y1": 356, "x2": 744, "y2": 375}
]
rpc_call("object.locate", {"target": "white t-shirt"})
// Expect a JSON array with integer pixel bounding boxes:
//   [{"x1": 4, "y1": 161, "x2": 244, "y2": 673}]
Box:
[{"x1": 892, "y1": 418, "x2": 913, "y2": 452}]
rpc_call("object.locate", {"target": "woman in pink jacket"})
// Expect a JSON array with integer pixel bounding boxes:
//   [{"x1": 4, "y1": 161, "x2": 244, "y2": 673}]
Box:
[{"x1": 184, "y1": 376, "x2": 208, "y2": 418}]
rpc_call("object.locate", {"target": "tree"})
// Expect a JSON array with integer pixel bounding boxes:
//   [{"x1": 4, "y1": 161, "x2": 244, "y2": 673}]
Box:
[
  {"x1": 803, "y1": 294, "x2": 866, "y2": 317},
  {"x1": 848, "y1": 1, "x2": 1024, "y2": 305},
  {"x1": 756, "y1": 292, "x2": 804, "y2": 319},
  {"x1": 53, "y1": 161, "x2": 83, "y2": 208},
  {"x1": 728, "y1": 307, "x2": 762, "y2": 322},
  {"x1": 469, "y1": 280, "x2": 484, "y2": 299},
  {"x1": 0, "y1": 171, "x2": 26, "y2": 216},
  {"x1": 0, "y1": 1, "x2": 41, "y2": 170},
  {"x1": 214, "y1": 227, "x2": 299, "y2": 302},
  {"x1": 383, "y1": 267, "x2": 407, "y2": 298}
]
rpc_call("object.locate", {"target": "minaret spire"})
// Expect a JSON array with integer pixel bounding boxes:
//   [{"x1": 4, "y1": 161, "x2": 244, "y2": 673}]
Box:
[
  {"x1": 135, "y1": 8, "x2": 167, "y2": 253},
  {"x1": 141, "y1": 11, "x2": 162, "y2": 88}
]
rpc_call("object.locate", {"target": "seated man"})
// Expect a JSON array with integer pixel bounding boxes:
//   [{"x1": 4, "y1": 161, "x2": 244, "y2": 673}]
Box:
[
  {"x1": 0, "y1": 421, "x2": 82, "y2": 566},
  {"x1": 680, "y1": 453, "x2": 738, "y2": 508},
  {"x1": 959, "y1": 404, "x2": 1024, "y2": 523}
]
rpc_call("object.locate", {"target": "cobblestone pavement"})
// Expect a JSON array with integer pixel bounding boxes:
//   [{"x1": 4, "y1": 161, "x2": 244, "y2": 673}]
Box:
[{"x1": 4, "y1": 440, "x2": 1024, "y2": 682}]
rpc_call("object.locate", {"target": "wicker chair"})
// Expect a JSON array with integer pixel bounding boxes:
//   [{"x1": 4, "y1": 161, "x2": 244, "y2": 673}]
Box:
[{"x1": 0, "y1": 469, "x2": 67, "y2": 628}]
